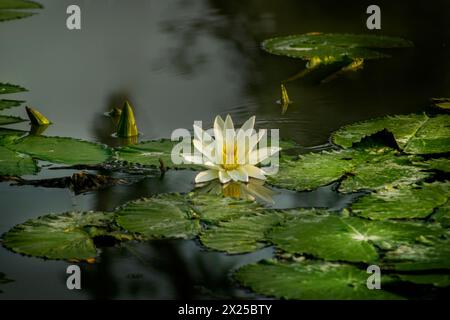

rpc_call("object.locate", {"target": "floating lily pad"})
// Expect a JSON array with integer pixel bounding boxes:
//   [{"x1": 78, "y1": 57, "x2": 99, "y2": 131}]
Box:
[
  {"x1": 115, "y1": 194, "x2": 200, "y2": 239},
  {"x1": 415, "y1": 158, "x2": 450, "y2": 173},
  {"x1": 0, "y1": 83, "x2": 27, "y2": 94},
  {"x1": 2, "y1": 211, "x2": 119, "y2": 260},
  {"x1": 332, "y1": 114, "x2": 450, "y2": 154},
  {"x1": 383, "y1": 237, "x2": 450, "y2": 271},
  {"x1": 0, "y1": 0, "x2": 42, "y2": 22},
  {"x1": 190, "y1": 193, "x2": 265, "y2": 223},
  {"x1": 395, "y1": 274, "x2": 450, "y2": 288},
  {"x1": 262, "y1": 33, "x2": 412, "y2": 61},
  {"x1": 0, "y1": 99, "x2": 24, "y2": 111},
  {"x1": 234, "y1": 259, "x2": 402, "y2": 300},
  {"x1": 8, "y1": 136, "x2": 112, "y2": 165},
  {"x1": 115, "y1": 139, "x2": 201, "y2": 170},
  {"x1": 0, "y1": 128, "x2": 25, "y2": 145},
  {"x1": 0, "y1": 115, "x2": 26, "y2": 125},
  {"x1": 269, "y1": 214, "x2": 444, "y2": 263},
  {"x1": 268, "y1": 146, "x2": 430, "y2": 192},
  {"x1": 0, "y1": 146, "x2": 37, "y2": 176},
  {"x1": 200, "y1": 212, "x2": 285, "y2": 254},
  {"x1": 352, "y1": 182, "x2": 450, "y2": 220}
]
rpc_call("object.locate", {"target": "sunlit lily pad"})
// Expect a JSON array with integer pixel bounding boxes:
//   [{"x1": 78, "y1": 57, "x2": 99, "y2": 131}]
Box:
[
  {"x1": 190, "y1": 193, "x2": 265, "y2": 223},
  {"x1": 262, "y1": 33, "x2": 412, "y2": 60},
  {"x1": 115, "y1": 194, "x2": 200, "y2": 239},
  {"x1": 2, "y1": 211, "x2": 120, "y2": 260},
  {"x1": 268, "y1": 146, "x2": 430, "y2": 192},
  {"x1": 8, "y1": 136, "x2": 112, "y2": 165},
  {"x1": 0, "y1": 145, "x2": 37, "y2": 176},
  {"x1": 0, "y1": 0, "x2": 42, "y2": 22},
  {"x1": 332, "y1": 114, "x2": 450, "y2": 154},
  {"x1": 234, "y1": 259, "x2": 402, "y2": 300},
  {"x1": 115, "y1": 139, "x2": 201, "y2": 170},
  {"x1": 269, "y1": 214, "x2": 444, "y2": 263},
  {"x1": 383, "y1": 237, "x2": 450, "y2": 271},
  {"x1": 352, "y1": 182, "x2": 450, "y2": 220}
]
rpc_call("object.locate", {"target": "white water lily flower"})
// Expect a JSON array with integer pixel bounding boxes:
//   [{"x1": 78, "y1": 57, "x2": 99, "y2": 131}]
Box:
[{"x1": 183, "y1": 115, "x2": 280, "y2": 184}]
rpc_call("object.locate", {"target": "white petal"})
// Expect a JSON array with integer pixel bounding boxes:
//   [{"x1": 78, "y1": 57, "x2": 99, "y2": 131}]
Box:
[
  {"x1": 193, "y1": 124, "x2": 214, "y2": 143},
  {"x1": 248, "y1": 129, "x2": 266, "y2": 153},
  {"x1": 228, "y1": 168, "x2": 249, "y2": 182},
  {"x1": 193, "y1": 139, "x2": 215, "y2": 162},
  {"x1": 218, "y1": 170, "x2": 231, "y2": 184},
  {"x1": 195, "y1": 170, "x2": 219, "y2": 183},
  {"x1": 240, "y1": 116, "x2": 255, "y2": 133},
  {"x1": 224, "y1": 114, "x2": 235, "y2": 132},
  {"x1": 248, "y1": 146, "x2": 281, "y2": 164},
  {"x1": 214, "y1": 116, "x2": 225, "y2": 164},
  {"x1": 242, "y1": 164, "x2": 267, "y2": 180}
]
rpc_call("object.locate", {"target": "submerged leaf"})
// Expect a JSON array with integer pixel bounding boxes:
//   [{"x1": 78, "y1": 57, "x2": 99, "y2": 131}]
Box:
[
  {"x1": 8, "y1": 135, "x2": 112, "y2": 165},
  {"x1": 332, "y1": 113, "x2": 450, "y2": 154},
  {"x1": 115, "y1": 194, "x2": 200, "y2": 239},
  {"x1": 234, "y1": 259, "x2": 402, "y2": 300},
  {"x1": 2, "y1": 211, "x2": 117, "y2": 260},
  {"x1": 352, "y1": 181, "x2": 450, "y2": 220},
  {"x1": 269, "y1": 214, "x2": 444, "y2": 263},
  {"x1": 0, "y1": 145, "x2": 38, "y2": 176},
  {"x1": 268, "y1": 146, "x2": 430, "y2": 192},
  {"x1": 262, "y1": 33, "x2": 412, "y2": 60}
]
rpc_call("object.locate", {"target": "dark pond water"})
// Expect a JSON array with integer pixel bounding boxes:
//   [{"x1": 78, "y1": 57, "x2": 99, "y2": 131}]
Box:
[{"x1": 0, "y1": 0, "x2": 450, "y2": 299}]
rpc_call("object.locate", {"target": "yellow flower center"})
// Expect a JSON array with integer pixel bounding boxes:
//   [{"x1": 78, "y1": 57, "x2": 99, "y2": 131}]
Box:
[{"x1": 222, "y1": 143, "x2": 239, "y2": 170}]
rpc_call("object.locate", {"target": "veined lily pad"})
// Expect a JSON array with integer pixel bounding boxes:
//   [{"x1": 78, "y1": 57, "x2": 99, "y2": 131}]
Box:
[
  {"x1": 268, "y1": 146, "x2": 430, "y2": 192},
  {"x1": 269, "y1": 214, "x2": 444, "y2": 263},
  {"x1": 0, "y1": 115, "x2": 25, "y2": 125},
  {"x1": 332, "y1": 113, "x2": 450, "y2": 154},
  {"x1": 262, "y1": 33, "x2": 412, "y2": 60},
  {"x1": 8, "y1": 136, "x2": 112, "y2": 165},
  {"x1": 383, "y1": 237, "x2": 450, "y2": 271},
  {"x1": 234, "y1": 259, "x2": 402, "y2": 300},
  {"x1": 352, "y1": 182, "x2": 450, "y2": 220},
  {"x1": 0, "y1": 0, "x2": 42, "y2": 22},
  {"x1": 115, "y1": 194, "x2": 200, "y2": 239},
  {"x1": 189, "y1": 193, "x2": 265, "y2": 223},
  {"x1": 0, "y1": 146, "x2": 37, "y2": 176},
  {"x1": 115, "y1": 139, "x2": 202, "y2": 170},
  {"x1": 2, "y1": 211, "x2": 121, "y2": 260}
]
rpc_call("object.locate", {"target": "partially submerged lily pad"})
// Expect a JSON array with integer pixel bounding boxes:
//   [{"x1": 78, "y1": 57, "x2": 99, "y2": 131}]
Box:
[
  {"x1": 115, "y1": 139, "x2": 201, "y2": 170},
  {"x1": 2, "y1": 211, "x2": 122, "y2": 260},
  {"x1": 352, "y1": 182, "x2": 450, "y2": 220},
  {"x1": 332, "y1": 113, "x2": 450, "y2": 154},
  {"x1": 262, "y1": 33, "x2": 412, "y2": 60},
  {"x1": 115, "y1": 194, "x2": 200, "y2": 239},
  {"x1": 8, "y1": 135, "x2": 112, "y2": 165},
  {"x1": 234, "y1": 259, "x2": 402, "y2": 299},
  {"x1": 0, "y1": 0, "x2": 42, "y2": 22},
  {"x1": 0, "y1": 145, "x2": 38, "y2": 176},
  {"x1": 269, "y1": 214, "x2": 444, "y2": 263},
  {"x1": 268, "y1": 146, "x2": 430, "y2": 192}
]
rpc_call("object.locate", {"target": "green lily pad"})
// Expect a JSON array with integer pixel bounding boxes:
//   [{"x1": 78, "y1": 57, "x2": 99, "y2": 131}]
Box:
[
  {"x1": 0, "y1": 0, "x2": 42, "y2": 22},
  {"x1": 2, "y1": 211, "x2": 119, "y2": 260},
  {"x1": 0, "y1": 145, "x2": 38, "y2": 176},
  {"x1": 395, "y1": 274, "x2": 450, "y2": 288},
  {"x1": 234, "y1": 259, "x2": 402, "y2": 300},
  {"x1": 431, "y1": 98, "x2": 450, "y2": 111},
  {"x1": 268, "y1": 146, "x2": 430, "y2": 192},
  {"x1": 0, "y1": 115, "x2": 26, "y2": 125},
  {"x1": 269, "y1": 214, "x2": 444, "y2": 263},
  {"x1": 200, "y1": 211, "x2": 285, "y2": 254},
  {"x1": 352, "y1": 182, "x2": 450, "y2": 220},
  {"x1": 115, "y1": 139, "x2": 201, "y2": 170},
  {"x1": 115, "y1": 194, "x2": 200, "y2": 239},
  {"x1": 415, "y1": 158, "x2": 450, "y2": 173},
  {"x1": 433, "y1": 201, "x2": 450, "y2": 228},
  {"x1": 190, "y1": 193, "x2": 265, "y2": 223},
  {"x1": 0, "y1": 99, "x2": 24, "y2": 111},
  {"x1": 8, "y1": 135, "x2": 112, "y2": 165},
  {"x1": 332, "y1": 113, "x2": 450, "y2": 154},
  {"x1": 383, "y1": 237, "x2": 450, "y2": 271},
  {"x1": 262, "y1": 33, "x2": 412, "y2": 60},
  {"x1": 0, "y1": 83, "x2": 27, "y2": 94},
  {"x1": 0, "y1": 128, "x2": 25, "y2": 145}
]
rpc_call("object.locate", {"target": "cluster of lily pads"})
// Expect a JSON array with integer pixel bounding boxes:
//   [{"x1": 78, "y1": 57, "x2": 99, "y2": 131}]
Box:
[{"x1": 1, "y1": 80, "x2": 449, "y2": 298}]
